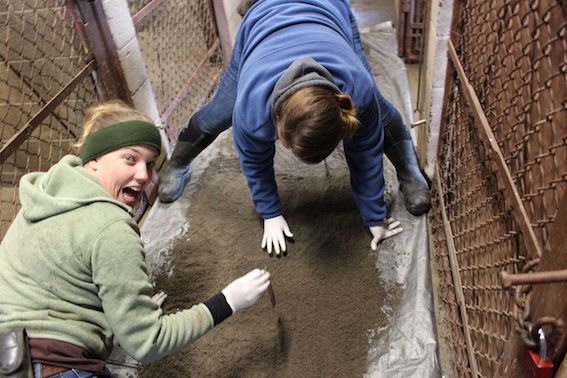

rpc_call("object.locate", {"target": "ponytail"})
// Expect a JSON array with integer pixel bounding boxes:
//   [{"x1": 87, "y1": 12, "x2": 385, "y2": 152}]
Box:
[
  {"x1": 276, "y1": 87, "x2": 359, "y2": 164},
  {"x1": 335, "y1": 93, "x2": 359, "y2": 139}
]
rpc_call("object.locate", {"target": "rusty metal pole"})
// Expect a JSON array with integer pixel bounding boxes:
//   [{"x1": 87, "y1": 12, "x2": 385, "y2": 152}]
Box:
[
  {"x1": 70, "y1": 0, "x2": 133, "y2": 105},
  {"x1": 210, "y1": 0, "x2": 232, "y2": 65},
  {"x1": 500, "y1": 270, "x2": 567, "y2": 289}
]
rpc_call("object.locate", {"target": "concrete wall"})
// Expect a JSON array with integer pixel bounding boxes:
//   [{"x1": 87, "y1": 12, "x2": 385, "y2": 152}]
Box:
[
  {"x1": 100, "y1": 0, "x2": 161, "y2": 126},
  {"x1": 417, "y1": 0, "x2": 453, "y2": 177},
  {"x1": 99, "y1": 0, "x2": 169, "y2": 156},
  {"x1": 223, "y1": 0, "x2": 242, "y2": 43}
]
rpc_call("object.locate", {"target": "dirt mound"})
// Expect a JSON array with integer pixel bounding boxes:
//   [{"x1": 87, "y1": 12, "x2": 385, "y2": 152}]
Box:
[{"x1": 138, "y1": 140, "x2": 402, "y2": 377}]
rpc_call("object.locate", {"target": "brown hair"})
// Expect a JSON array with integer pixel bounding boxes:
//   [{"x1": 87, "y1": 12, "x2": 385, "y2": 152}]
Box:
[
  {"x1": 75, "y1": 100, "x2": 154, "y2": 150},
  {"x1": 275, "y1": 87, "x2": 359, "y2": 164}
]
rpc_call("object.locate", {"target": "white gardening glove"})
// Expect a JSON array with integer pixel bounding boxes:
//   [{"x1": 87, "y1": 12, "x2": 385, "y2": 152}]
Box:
[
  {"x1": 152, "y1": 291, "x2": 168, "y2": 307},
  {"x1": 262, "y1": 215, "x2": 293, "y2": 256},
  {"x1": 222, "y1": 269, "x2": 271, "y2": 312},
  {"x1": 369, "y1": 218, "x2": 403, "y2": 250}
]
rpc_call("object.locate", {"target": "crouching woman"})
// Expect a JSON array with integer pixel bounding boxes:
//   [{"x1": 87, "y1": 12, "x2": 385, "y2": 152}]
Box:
[{"x1": 0, "y1": 101, "x2": 269, "y2": 378}]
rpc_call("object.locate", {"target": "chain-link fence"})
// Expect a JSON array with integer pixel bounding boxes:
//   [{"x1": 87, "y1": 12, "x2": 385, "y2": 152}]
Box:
[
  {"x1": 129, "y1": 0, "x2": 226, "y2": 147},
  {"x1": 0, "y1": 1, "x2": 99, "y2": 239},
  {"x1": 430, "y1": 0, "x2": 567, "y2": 376}
]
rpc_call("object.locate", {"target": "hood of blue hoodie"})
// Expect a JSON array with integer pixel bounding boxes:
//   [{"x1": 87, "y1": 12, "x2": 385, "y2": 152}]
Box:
[{"x1": 19, "y1": 155, "x2": 132, "y2": 222}]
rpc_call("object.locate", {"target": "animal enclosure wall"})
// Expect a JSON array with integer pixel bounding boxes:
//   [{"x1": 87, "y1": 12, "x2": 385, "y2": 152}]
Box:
[{"x1": 429, "y1": 0, "x2": 567, "y2": 376}]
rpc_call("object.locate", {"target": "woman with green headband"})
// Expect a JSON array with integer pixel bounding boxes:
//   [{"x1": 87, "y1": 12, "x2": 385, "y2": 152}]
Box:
[{"x1": 0, "y1": 101, "x2": 270, "y2": 378}]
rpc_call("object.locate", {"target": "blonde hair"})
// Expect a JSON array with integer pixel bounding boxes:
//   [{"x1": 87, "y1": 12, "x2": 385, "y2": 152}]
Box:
[
  {"x1": 275, "y1": 87, "x2": 359, "y2": 164},
  {"x1": 75, "y1": 100, "x2": 154, "y2": 151}
]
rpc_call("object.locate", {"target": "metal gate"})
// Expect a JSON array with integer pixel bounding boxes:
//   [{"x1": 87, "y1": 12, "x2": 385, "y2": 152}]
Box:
[
  {"x1": 398, "y1": 0, "x2": 425, "y2": 63},
  {"x1": 429, "y1": 0, "x2": 567, "y2": 376}
]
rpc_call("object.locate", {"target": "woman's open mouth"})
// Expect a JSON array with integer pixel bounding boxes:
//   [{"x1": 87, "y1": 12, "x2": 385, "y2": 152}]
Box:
[{"x1": 122, "y1": 186, "x2": 141, "y2": 204}]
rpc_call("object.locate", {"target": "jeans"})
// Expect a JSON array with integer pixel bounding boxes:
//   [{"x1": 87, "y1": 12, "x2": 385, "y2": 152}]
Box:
[
  {"x1": 34, "y1": 364, "x2": 113, "y2": 378},
  {"x1": 187, "y1": 53, "x2": 238, "y2": 136}
]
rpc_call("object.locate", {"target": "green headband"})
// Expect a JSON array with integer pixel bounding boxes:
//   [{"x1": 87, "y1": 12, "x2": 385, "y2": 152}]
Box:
[{"x1": 81, "y1": 120, "x2": 162, "y2": 164}]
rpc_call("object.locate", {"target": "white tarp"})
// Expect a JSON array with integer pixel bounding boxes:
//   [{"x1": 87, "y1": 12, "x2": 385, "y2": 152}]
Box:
[{"x1": 361, "y1": 22, "x2": 441, "y2": 378}]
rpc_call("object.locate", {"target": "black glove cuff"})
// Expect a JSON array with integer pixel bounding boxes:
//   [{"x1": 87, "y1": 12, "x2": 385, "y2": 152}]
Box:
[{"x1": 203, "y1": 293, "x2": 233, "y2": 325}]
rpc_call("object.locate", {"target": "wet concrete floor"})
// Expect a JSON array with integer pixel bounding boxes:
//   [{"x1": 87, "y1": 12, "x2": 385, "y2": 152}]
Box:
[{"x1": 350, "y1": 0, "x2": 397, "y2": 29}]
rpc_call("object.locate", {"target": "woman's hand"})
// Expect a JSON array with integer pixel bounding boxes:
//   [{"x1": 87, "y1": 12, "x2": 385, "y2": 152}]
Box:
[
  {"x1": 262, "y1": 215, "x2": 293, "y2": 256},
  {"x1": 222, "y1": 269, "x2": 271, "y2": 312},
  {"x1": 152, "y1": 291, "x2": 168, "y2": 307},
  {"x1": 369, "y1": 218, "x2": 403, "y2": 250}
]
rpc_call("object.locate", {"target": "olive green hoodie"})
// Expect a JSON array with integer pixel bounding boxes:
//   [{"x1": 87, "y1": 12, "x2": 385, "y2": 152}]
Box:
[{"x1": 0, "y1": 155, "x2": 214, "y2": 363}]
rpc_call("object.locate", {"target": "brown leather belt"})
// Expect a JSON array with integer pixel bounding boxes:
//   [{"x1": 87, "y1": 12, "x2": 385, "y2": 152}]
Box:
[{"x1": 39, "y1": 364, "x2": 69, "y2": 377}]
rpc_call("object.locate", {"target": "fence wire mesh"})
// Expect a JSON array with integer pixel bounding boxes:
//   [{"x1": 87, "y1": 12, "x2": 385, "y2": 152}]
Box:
[
  {"x1": 0, "y1": 0, "x2": 98, "y2": 239},
  {"x1": 430, "y1": 0, "x2": 567, "y2": 376},
  {"x1": 129, "y1": 0, "x2": 225, "y2": 146}
]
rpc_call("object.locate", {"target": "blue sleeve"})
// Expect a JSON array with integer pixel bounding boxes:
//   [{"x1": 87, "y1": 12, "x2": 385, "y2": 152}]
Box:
[
  {"x1": 344, "y1": 92, "x2": 386, "y2": 226},
  {"x1": 232, "y1": 124, "x2": 282, "y2": 219}
]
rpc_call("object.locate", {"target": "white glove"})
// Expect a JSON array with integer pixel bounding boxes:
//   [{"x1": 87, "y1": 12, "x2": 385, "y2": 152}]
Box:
[
  {"x1": 222, "y1": 269, "x2": 271, "y2": 312},
  {"x1": 369, "y1": 218, "x2": 403, "y2": 250},
  {"x1": 152, "y1": 291, "x2": 168, "y2": 307},
  {"x1": 262, "y1": 215, "x2": 293, "y2": 255}
]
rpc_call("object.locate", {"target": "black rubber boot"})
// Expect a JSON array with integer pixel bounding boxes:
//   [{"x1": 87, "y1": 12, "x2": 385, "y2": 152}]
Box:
[
  {"x1": 383, "y1": 115, "x2": 431, "y2": 216},
  {"x1": 158, "y1": 119, "x2": 217, "y2": 203}
]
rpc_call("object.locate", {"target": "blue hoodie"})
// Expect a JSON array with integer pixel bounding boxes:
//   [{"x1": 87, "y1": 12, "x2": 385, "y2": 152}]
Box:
[{"x1": 231, "y1": 0, "x2": 386, "y2": 225}]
